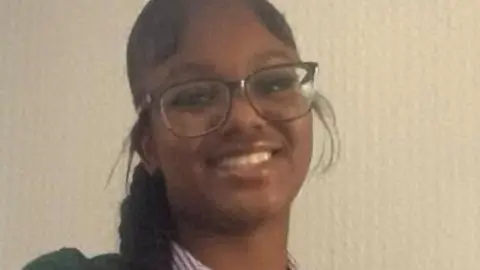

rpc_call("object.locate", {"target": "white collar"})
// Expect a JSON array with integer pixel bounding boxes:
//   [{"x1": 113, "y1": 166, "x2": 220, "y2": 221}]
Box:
[{"x1": 170, "y1": 242, "x2": 298, "y2": 270}]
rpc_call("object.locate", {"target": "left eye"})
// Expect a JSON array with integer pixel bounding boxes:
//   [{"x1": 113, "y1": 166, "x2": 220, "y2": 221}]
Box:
[{"x1": 253, "y1": 73, "x2": 298, "y2": 95}]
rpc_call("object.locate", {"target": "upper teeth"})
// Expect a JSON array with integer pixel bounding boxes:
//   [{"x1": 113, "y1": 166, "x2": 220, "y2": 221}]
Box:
[{"x1": 219, "y1": 151, "x2": 272, "y2": 168}]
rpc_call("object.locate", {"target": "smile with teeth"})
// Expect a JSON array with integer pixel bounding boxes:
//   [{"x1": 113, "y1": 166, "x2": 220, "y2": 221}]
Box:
[{"x1": 218, "y1": 151, "x2": 272, "y2": 168}]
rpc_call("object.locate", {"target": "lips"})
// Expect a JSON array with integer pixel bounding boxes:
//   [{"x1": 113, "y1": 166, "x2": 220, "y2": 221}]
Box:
[
  {"x1": 205, "y1": 141, "x2": 283, "y2": 170},
  {"x1": 202, "y1": 140, "x2": 286, "y2": 188},
  {"x1": 217, "y1": 151, "x2": 272, "y2": 169}
]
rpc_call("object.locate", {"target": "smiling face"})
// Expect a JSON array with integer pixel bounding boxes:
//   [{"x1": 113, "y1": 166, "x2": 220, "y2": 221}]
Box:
[{"x1": 140, "y1": 1, "x2": 313, "y2": 233}]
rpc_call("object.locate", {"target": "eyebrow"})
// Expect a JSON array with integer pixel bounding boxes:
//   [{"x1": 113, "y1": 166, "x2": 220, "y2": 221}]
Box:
[
  {"x1": 250, "y1": 49, "x2": 296, "y2": 68},
  {"x1": 166, "y1": 62, "x2": 218, "y2": 82},
  {"x1": 164, "y1": 50, "x2": 295, "y2": 83}
]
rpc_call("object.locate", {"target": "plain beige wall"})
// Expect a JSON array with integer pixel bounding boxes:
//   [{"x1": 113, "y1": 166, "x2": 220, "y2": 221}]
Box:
[{"x1": 1, "y1": 0, "x2": 479, "y2": 269}]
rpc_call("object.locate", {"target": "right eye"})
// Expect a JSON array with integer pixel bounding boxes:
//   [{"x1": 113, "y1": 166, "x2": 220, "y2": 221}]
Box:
[{"x1": 167, "y1": 83, "x2": 220, "y2": 109}]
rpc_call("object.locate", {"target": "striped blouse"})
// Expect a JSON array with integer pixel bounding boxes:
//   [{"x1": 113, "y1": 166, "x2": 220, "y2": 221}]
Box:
[{"x1": 171, "y1": 242, "x2": 298, "y2": 270}]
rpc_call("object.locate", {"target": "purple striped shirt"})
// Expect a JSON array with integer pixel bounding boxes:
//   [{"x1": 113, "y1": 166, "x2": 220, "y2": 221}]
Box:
[{"x1": 171, "y1": 242, "x2": 298, "y2": 270}]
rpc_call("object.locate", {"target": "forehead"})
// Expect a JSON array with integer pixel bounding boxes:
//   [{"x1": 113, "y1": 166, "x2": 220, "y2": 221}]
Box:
[
  {"x1": 182, "y1": 1, "x2": 296, "y2": 68},
  {"x1": 144, "y1": 1, "x2": 297, "y2": 88}
]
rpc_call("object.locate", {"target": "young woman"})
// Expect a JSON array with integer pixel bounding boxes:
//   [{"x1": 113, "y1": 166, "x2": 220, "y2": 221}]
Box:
[{"x1": 24, "y1": 0, "x2": 338, "y2": 269}]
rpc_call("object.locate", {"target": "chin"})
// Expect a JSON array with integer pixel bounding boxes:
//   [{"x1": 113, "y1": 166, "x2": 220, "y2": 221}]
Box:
[{"x1": 217, "y1": 190, "x2": 292, "y2": 227}]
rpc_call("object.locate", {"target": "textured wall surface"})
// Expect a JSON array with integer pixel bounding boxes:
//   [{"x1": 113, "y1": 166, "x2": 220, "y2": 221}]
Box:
[{"x1": 1, "y1": 0, "x2": 479, "y2": 269}]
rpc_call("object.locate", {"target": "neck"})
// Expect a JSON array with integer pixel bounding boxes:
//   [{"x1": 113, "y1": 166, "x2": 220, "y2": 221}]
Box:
[{"x1": 177, "y1": 210, "x2": 291, "y2": 270}]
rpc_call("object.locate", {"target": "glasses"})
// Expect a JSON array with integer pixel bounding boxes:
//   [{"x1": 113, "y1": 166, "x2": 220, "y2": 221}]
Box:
[{"x1": 142, "y1": 62, "x2": 318, "y2": 138}]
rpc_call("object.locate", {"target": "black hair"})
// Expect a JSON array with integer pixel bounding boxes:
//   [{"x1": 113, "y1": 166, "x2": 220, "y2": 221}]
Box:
[{"x1": 119, "y1": 1, "x2": 336, "y2": 270}]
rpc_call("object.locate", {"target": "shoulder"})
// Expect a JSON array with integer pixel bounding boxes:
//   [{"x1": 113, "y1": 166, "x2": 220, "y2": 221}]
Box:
[{"x1": 23, "y1": 248, "x2": 127, "y2": 270}]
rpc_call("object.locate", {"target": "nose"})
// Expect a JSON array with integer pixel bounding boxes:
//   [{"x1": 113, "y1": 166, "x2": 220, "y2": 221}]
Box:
[{"x1": 220, "y1": 95, "x2": 267, "y2": 137}]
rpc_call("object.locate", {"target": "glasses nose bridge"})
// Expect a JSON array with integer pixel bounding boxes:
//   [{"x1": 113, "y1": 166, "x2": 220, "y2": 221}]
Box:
[
  {"x1": 221, "y1": 77, "x2": 267, "y2": 132},
  {"x1": 225, "y1": 79, "x2": 248, "y2": 98}
]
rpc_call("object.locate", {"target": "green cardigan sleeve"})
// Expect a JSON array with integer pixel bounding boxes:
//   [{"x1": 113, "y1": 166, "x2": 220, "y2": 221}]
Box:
[{"x1": 23, "y1": 248, "x2": 126, "y2": 270}]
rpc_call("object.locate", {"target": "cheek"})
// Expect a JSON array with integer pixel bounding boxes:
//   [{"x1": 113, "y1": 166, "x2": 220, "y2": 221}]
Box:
[{"x1": 150, "y1": 118, "x2": 203, "y2": 195}]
